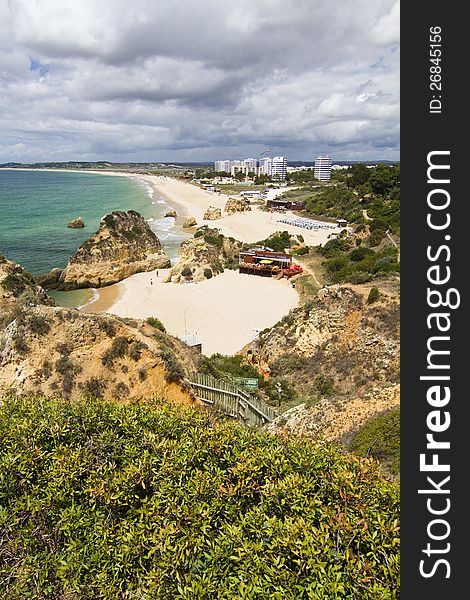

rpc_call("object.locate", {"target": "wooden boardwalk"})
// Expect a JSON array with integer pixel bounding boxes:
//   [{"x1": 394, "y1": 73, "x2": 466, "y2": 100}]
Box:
[{"x1": 188, "y1": 373, "x2": 278, "y2": 427}]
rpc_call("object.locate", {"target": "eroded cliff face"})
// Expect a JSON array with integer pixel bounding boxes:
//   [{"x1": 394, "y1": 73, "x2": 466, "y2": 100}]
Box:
[
  {"x1": 244, "y1": 283, "x2": 400, "y2": 471},
  {"x1": 266, "y1": 384, "x2": 400, "y2": 447},
  {"x1": 39, "y1": 210, "x2": 170, "y2": 290},
  {"x1": 0, "y1": 255, "x2": 54, "y2": 312},
  {"x1": 243, "y1": 284, "x2": 400, "y2": 399},
  {"x1": 0, "y1": 305, "x2": 200, "y2": 405},
  {"x1": 165, "y1": 229, "x2": 242, "y2": 283}
]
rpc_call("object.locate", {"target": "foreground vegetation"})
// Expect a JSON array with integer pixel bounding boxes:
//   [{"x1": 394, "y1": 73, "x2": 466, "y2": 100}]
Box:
[{"x1": 0, "y1": 396, "x2": 399, "y2": 599}]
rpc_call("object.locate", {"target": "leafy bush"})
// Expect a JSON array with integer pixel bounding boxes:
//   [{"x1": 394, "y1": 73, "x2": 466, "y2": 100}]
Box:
[
  {"x1": 81, "y1": 377, "x2": 106, "y2": 398},
  {"x1": 181, "y1": 266, "x2": 193, "y2": 277},
  {"x1": 56, "y1": 342, "x2": 73, "y2": 355},
  {"x1": 98, "y1": 319, "x2": 117, "y2": 337},
  {"x1": 160, "y1": 349, "x2": 185, "y2": 383},
  {"x1": 0, "y1": 396, "x2": 400, "y2": 599},
  {"x1": 27, "y1": 314, "x2": 51, "y2": 335},
  {"x1": 351, "y1": 407, "x2": 400, "y2": 475},
  {"x1": 146, "y1": 316, "x2": 166, "y2": 332},
  {"x1": 367, "y1": 287, "x2": 380, "y2": 304},
  {"x1": 128, "y1": 340, "x2": 147, "y2": 361},
  {"x1": 256, "y1": 231, "x2": 292, "y2": 252},
  {"x1": 203, "y1": 268, "x2": 213, "y2": 279},
  {"x1": 203, "y1": 233, "x2": 224, "y2": 248},
  {"x1": 101, "y1": 336, "x2": 129, "y2": 367}
]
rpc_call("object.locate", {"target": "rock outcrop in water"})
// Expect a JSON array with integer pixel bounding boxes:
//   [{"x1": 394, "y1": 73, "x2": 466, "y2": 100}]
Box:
[
  {"x1": 67, "y1": 216, "x2": 85, "y2": 228},
  {"x1": 182, "y1": 216, "x2": 197, "y2": 228},
  {"x1": 38, "y1": 210, "x2": 170, "y2": 290}
]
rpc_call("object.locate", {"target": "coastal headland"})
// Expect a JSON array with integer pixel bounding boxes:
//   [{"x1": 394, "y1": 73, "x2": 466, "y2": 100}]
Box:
[{"x1": 3, "y1": 168, "x2": 342, "y2": 355}]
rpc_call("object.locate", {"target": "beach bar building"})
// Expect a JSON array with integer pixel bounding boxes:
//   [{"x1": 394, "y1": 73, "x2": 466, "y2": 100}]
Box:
[{"x1": 238, "y1": 248, "x2": 301, "y2": 279}]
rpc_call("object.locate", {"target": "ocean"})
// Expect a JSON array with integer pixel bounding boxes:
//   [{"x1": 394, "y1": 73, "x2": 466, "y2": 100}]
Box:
[{"x1": 0, "y1": 169, "x2": 188, "y2": 306}]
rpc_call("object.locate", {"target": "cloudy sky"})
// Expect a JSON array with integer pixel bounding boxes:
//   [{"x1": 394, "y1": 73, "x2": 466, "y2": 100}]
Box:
[{"x1": 0, "y1": 0, "x2": 399, "y2": 163}]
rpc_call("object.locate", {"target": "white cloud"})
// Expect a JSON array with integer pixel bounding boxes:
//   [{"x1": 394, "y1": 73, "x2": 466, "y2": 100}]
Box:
[{"x1": 0, "y1": 0, "x2": 399, "y2": 162}]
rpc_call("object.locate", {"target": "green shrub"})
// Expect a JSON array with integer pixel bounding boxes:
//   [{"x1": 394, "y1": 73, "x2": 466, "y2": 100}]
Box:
[
  {"x1": 203, "y1": 233, "x2": 224, "y2": 248},
  {"x1": 181, "y1": 266, "x2": 193, "y2": 277},
  {"x1": 146, "y1": 317, "x2": 166, "y2": 332},
  {"x1": 1, "y1": 273, "x2": 25, "y2": 295},
  {"x1": 203, "y1": 268, "x2": 213, "y2": 279},
  {"x1": 160, "y1": 349, "x2": 185, "y2": 383},
  {"x1": 56, "y1": 342, "x2": 73, "y2": 355},
  {"x1": 367, "y1": 287, "x2": 380, "y2": 304},
  {"x1": 27, "y1": 314, "x2": 51, "y2": 335},
  {"x1": 0, "y1": 396, "x2": 400, "y2": 599},
  {"x1": 128, "y1": 340, "x2": 147, "y2": 361},
  {"x1": 102, "y1": 336, "x2": 129, "y2": 367},
  {"x1": 351, "y1": 407, "x2": 400, "y2": 475},
  {"x1": 315, "y1": 375, "x2": 335, "y2": 396},
  {"x1": 99, "y1": 319, "x2": 117, "y2": 337},
  {"x1": 81, "y1": 377, "x2": 106, "y2": 398}
]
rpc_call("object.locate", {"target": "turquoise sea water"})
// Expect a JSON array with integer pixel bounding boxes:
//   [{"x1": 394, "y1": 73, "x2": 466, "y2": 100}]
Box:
[{"x1": 0, "y1": 170, "x2": 188, "y2": 306}]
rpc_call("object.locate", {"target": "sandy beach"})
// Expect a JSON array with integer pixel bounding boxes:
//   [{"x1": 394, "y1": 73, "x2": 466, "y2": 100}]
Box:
[
  {"x1": 137, "y1": 174, "x2": 342, "y2": 246},
  {"x1": 8, "y1": 168, "x2": 335, "y2": 356},
  {"x1": 84, "y1": 269, "x2": 298, "y2": 356}
]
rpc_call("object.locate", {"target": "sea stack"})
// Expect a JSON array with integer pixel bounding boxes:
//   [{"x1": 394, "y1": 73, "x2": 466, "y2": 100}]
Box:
[
  {"x1": 67, "y1": 216, "x2": 85, "y2": 228},
  {"x1": 48, "y1": 210, "x2": 171, "y2": 290}
]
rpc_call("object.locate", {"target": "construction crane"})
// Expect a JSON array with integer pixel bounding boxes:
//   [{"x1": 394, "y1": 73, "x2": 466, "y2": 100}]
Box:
[{"x1": 259, "y1": 147, "x2": 273, "y2": 157}]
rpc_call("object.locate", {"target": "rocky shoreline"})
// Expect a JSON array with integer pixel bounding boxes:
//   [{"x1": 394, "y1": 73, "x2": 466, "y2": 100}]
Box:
[{"x1": 37, "y1": 210, "x2": 170, "y2": 290}]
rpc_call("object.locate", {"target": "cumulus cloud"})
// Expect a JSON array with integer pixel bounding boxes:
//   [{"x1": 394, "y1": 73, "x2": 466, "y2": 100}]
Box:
[{"x1": 0, "y1": 0, "x2": 399, "y2": 162}]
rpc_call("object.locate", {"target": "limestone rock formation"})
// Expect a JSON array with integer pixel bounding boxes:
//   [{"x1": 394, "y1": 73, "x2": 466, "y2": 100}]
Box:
[
  {"x1": 0, "y1": 254, "x2": 54, "y2": 313},
  {"x1": 243, "y1": 284, "x2": 400, "y2": 398},
  {"x1": 203, "y1": 206, "x2": 222, "y2": 220},
  {"x1": 164, "y1": 209, "x2": 177, "y2": 218},
  {"x1": 0, "y1": 305, "x2": 201, "y2": 404},
  {"x1": 41, "y1": 210, "x2": 171, "y2": 290},
  {"x1": 224, "y1": 198, "x2": 251, "y2": 214},
  {"x1": 266, "y1": 384, "x2": 400, "y2": 447},
  {"x1": 67, "y1": 216, "x2": 85, "y2": 228},
  {"x1": 182, "y1": 216, "x2": 197, "y2": 228},
  {"x1": 164, "y1": 228, "x2": 243, "y2": 284}
]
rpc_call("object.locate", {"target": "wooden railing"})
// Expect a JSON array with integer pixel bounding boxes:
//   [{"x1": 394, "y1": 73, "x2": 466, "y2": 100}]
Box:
[{"x1": 188, "y1": 373, "x2": 278, "y2": 427}]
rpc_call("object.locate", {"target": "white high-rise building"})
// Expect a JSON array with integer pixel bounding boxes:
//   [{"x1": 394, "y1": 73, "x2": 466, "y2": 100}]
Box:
[
  {"x1": 214, "y1": 160, "x2": 231, "y2": 172},
  {"x1": 243, "y1": 158, "x2": 258, "y2": 174},
  {"x1": 258, "y1": 157, "x2": 272, "y2": 176},
  {"x1": 271, "y1": 156, "x2": 287, "y2": 181},
  {"x1": 314, "y1": 155, "x2": 332, "y2": 180}
]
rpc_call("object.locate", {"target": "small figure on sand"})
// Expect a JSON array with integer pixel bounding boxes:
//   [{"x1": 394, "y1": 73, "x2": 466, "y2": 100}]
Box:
[
  {"x1": 150, "y1": 280, "x2": 153, "y2": 285},
  {"x1": 156, "y1": 270, "x2": 159, "y2": 277}
]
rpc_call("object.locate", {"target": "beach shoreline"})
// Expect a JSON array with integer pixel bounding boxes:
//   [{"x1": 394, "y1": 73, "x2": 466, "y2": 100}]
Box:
[
  {"x1": 84, "y1": 269, "x2": 299, "y2": 356},
  {"x1": 5, "y1": 167, "x2": 340, "y2": 355}
]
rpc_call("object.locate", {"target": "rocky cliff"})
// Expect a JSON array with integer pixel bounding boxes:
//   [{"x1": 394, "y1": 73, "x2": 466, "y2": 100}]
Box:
[
  {"x1": 0, "y1": 255, "x2": 54, "y2": 313},
  {"x1": 39, "y1": 210, "x2": 170, "y2": 290},
  {"x1": 0, "y1": 304, "x2": 200, "y2": 405},
  {"x1": 243, "y1": 284, "x2": 399, "y2": 398},
  {"x1": 165, "y1": 227, "x2": 243, "y2": 283}
]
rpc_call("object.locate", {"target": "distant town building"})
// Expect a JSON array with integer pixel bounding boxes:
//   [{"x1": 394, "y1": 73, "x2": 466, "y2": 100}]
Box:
[
  {"x1": 214, "y1": 160, "x2": 231, "y2": 172},
  {"x1": 243, "y1": 158, "x2": 258, "y2": 173},
  {"x1": 214, "y1": 155, "x2": 287, "y2": 179},
  {"x1": 271, "y1": 156, "x2": 287, "y2": 181},
  {"x1": 314, "y1": 155, "x2": 332, "y2": 180},
  {"x1": 258, "y1": 157, "x2": 272, "y2": 176}
]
